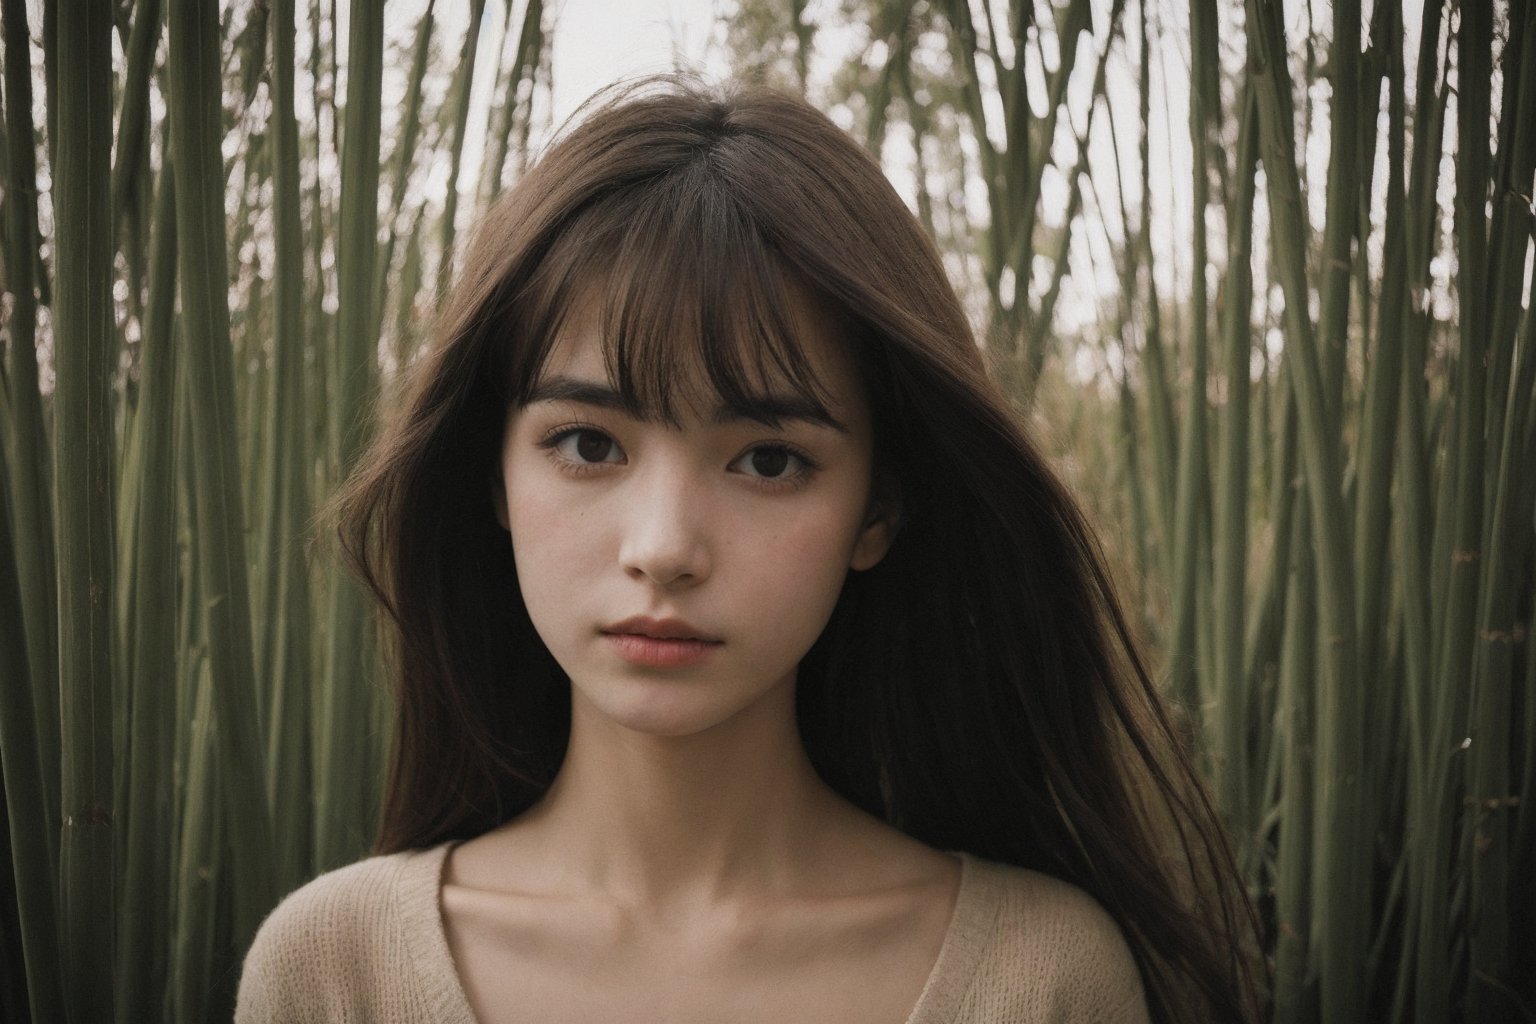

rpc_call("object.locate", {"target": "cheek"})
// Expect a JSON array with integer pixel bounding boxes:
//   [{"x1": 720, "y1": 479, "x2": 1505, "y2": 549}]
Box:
[
  {"x1": 504, "y1": 442, "x2": 592, "y2": 547},
  {"x1": 507, "y1": 482, "x2": 567, "y2": 548},
  {"x1": 733, "y1": 500, "x2": 865, "y2": 620},
  {"x1": 503, "y1": 471, "x2": 600, "y2": 621}
]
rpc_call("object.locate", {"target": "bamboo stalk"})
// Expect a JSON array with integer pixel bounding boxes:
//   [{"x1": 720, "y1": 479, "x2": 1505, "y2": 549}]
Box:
[
  {"x1": 165, "y1": 0, "x2": 277, "y2": 949},
  {"x1": 40, "y1": 0, "x2": 56, "y2": 174},
  {"x1": 1213, "y1": 87, "x2": 1259, "y2": 838},
  {"x1": 391, "y1": 207, "x2": 428, "y2": 381},
  {"x1": 1243, "y1": 332, "x2": 1298, "y2": 730},
  {"x1": 1007, "y1": 0, "x2": 1097, "y2": 283},
  {"x1": 480, "y1": 0, "x2": 545, "y2": 207},
  {"x1": 115, "y1": 150, "x2": 180, "y2": 1024},
  {"x1": 434, "y1": 0, "x2": 489, "y2": 296},
  {"x1": 52, "y1": 3, "x2": 119, "y2": 1020},
  {"x1": 1168, "y1": 0, "x2": 1219, "y2": 716},
  {"x1": 263, "y1": 0, "x2": 317, "y2": 896},
  {"x1": 1476, "y1": 3, "x2": 1535, "y2": 484},
  {"x1": 1315, "y1": 0, "x2": 1362, "y2": 425},
  {"x1": 1244, "y1": 2, "x2": 1368, "y2": 1017},
  {"x1": 1352, "y1": 0, "x2": 1409, "y2": 714},
  {"x1": 0, "y1": 807, "x2": 30, "y2": 1022},
  {"x1": 898, "y1": 50, "x2": 937, "y2": 243},
  {"x1": 1394, "y1": 7, "x2": 1452, "y2": 1017},
  {"x1": 1, "y1": 0, "x2": 61, "y2": 863},
  {"x1": 860, "y1": 0, "x2": 903, "y2": 151},
  {"x1": 373, "y1": 0, "x2": 437, "y2": 345},
  {"x1": 304, "y1": 0, "x2": 334, "y2": 498},
  {"x1": 1136, "y1": 0, "x2": 1177, "y2": 572},
  {"x1": 1463, "y1": 227, "x2": 1535, "y2": 1022},
  {"x1": 1016, "y1": 0, "x2": 1123, "y2": 407},
  {"x1": 476, "y1": 0, "x2": 519, "y2": 212},
  {"x1": 1272, "y1": 498, "x2": 1316, "y2": 1024},
  {"x1": 1410, "y1": 9, "x2": 1497, "y2": 1020},
  {"x1": 0, "y1": 431, "x2": 63, "y2": 1024},
  {"x1": 316, "y1": 0, "x2": 386, "y2": 872},
  {"x1": 931, "y1": 0, "x2": 1002, "y2": 293},
  {"x1": 109, "y1": 0, "x2": 163, "y2": 311},
  {"x1": 169, "y1": 654, "x2": 221, "y2": 1023},
  {"x1": 1462, "y1": 10, "x2": 1536, "y2": 1008}
]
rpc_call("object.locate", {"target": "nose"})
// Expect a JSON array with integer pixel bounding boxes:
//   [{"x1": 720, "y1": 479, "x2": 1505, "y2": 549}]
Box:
[{"x1": 618, "y1": 460, "x2": 713, "y2": 588}]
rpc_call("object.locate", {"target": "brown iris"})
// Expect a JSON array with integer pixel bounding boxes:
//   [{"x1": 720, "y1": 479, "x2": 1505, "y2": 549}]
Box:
[
  {"x1": 750, "y1": 448, "x2": 789, "y2": 477},
  {"x1": 575, "y1": 430, "x2": 614, "y2": 463}
]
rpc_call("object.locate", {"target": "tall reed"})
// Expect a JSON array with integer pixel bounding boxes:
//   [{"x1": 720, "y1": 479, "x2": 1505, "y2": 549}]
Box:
[{"x1": 1, "y1": 3, "x2": 1529, "y2": 1020}]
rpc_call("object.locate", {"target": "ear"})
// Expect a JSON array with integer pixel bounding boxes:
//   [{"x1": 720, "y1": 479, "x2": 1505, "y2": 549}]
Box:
[
  {"x1": 491, "y1": 473, "x2": 510, "y2": 532},
  {"x1": 849, "y1": 490, "x2": 901, "y2": 572}
]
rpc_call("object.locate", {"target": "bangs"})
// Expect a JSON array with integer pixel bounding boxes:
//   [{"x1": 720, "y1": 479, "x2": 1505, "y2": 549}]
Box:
[{"x1": 499, "y1": 164, "x2": 841, "y2": 426}]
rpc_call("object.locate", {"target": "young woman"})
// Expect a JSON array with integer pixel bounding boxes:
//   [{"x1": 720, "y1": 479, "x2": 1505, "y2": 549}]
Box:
[{"x1": 236, "y1": 76, "x2": 1264, "y2": 1024}]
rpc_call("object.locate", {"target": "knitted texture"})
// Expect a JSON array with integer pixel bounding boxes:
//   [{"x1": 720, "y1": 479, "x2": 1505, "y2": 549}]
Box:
[{"x1": 235, "y1": 844, "x2": 1148, "y2": 1023}]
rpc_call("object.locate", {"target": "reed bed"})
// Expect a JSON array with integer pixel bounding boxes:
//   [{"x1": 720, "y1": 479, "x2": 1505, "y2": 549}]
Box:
[{"x1": 0, "y1": 1, "x2": 1530, "y2": 1019}]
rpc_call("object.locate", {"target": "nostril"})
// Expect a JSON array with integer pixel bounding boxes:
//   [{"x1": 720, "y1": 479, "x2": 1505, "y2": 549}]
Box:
[
  {"x1": 624, "y1": 558, "x2": 703, "y2": 586},
  {"x1": 620, "y1": 536, "x2": 709, "y2": 586}
]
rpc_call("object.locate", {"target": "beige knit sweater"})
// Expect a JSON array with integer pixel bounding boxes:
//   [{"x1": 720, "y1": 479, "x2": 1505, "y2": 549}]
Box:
[{"x1": 234, "y1": 843, "x2": 1150, "y2": 1023}]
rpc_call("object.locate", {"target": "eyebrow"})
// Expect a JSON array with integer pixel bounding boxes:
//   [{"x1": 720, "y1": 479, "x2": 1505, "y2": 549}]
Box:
[{"x1": 524, "y1": 375, "x2": 848, "y2": 433}]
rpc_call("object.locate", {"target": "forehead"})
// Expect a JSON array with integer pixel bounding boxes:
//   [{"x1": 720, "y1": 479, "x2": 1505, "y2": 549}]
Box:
[
  {"x1": 495, "y1": 163, "x2": 882, "y2": 429},
  {"x1": 528, "y1": 272, "x2": 870, "y2": 432}
]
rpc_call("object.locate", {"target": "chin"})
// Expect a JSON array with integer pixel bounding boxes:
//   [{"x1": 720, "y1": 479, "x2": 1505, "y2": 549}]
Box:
[{"x1": 572, "y1": 675, "x2": 780, "y2": 739}]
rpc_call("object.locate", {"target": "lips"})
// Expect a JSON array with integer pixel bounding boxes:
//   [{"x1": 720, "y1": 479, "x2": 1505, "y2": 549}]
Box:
[
  {"x1": 601, "y1": 616, "x2": 722, "y2": 643},
  {"x1": 601, "y1": 617, "x2": 723, "y2": 668}
]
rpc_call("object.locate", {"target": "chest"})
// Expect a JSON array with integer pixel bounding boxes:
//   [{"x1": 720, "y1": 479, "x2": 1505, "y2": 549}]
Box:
[{"x1": 441, "y1": 884, "x2": 956, "y2": 1024}]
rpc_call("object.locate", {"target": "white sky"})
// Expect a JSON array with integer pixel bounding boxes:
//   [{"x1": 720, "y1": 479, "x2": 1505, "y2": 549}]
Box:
[
  {"x1": 426, "y1": 0, "x2": 736, "y2": 160},
  {"x1": 320, "y1": 0, "x2": 1466, "y2": 370},
  {"x1": 545, "y1": 0, "x2": 734, "y2": 125}
]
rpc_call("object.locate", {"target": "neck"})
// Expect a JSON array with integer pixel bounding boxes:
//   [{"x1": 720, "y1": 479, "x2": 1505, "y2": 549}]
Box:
[{"x1": 506, "y1": 674, "x2": 858, "y2": 913}]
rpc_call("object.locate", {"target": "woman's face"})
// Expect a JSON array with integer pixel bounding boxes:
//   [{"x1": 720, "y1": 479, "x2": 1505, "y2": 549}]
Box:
[{"x1": 495, "y1": 293, "x2": 896, "y2": 738}]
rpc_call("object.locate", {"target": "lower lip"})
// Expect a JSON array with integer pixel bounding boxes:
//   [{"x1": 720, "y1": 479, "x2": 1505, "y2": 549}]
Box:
[{"x1": 604, "y1": 633, "x2": 722, "y2": 667}]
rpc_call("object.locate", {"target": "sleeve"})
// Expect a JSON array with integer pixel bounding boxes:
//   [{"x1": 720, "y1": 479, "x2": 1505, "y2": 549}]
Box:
[
  {"x1": 1053, "y1": 883, "x2": 1150, "y2": 1024},
  {"x1": 233, "y1": 904, "x2": 304, "y2": 1024},
  {"x1": 978, "y1": 867, "x2": 1152, "y2": 1024},
  {"x1": 231, "y1": 884, "x2": 334, "y2": 1019},
  {"x1": 231, "y1": 862, "x2": 379, "y2": 1024}
]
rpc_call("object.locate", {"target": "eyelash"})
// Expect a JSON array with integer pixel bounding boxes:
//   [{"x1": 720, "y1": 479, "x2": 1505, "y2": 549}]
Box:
[
  {"x1": 535, "y1": 423, "x2": 820, "y2": 492},
  {"x1": 535, "y1": 422, "x2": 619, "y2": 478}
]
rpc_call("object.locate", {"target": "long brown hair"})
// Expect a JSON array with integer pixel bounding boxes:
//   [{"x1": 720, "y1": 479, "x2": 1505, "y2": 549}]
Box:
[{"x1": 330, "y1": 75, "x2": 1266, "y2": 1023}]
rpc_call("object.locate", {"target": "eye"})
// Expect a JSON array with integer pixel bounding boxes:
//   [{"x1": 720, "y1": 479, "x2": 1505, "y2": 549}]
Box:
[
  {"x1": 544, "y1": 427, "x2": 625, "y2": 465},
  {"x1": 730, "y1": 444, "x2": 809, "y2": 481}
]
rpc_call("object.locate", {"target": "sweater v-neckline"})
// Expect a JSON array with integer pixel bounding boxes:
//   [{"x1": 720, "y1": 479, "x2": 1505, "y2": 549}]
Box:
[{"x1": 395, "y1": 841, "x2": 998, "y2": 1024}]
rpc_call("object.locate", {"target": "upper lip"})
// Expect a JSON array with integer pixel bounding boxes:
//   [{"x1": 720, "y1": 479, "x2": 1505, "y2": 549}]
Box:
[{"x1": 602, "y1": 616, "x2": 722, "y2": 643}]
